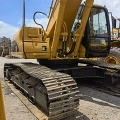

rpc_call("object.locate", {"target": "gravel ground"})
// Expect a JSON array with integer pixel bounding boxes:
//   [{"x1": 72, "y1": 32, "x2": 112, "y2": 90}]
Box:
[
  {"x1": 0, "y1": 57, "x2": 120, "y2": 120},
  {"x1": 0, "y1": 57, "x2": 38, "y2": 120}
]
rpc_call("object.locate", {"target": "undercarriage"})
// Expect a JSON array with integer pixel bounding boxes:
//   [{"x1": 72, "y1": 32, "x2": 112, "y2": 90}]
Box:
[
  {"x1": 4, "y1": 62, "x2": 80, "y2": 120},
  {"x1": 4, "y1": 59, "x2": 120, "y2": 119}
]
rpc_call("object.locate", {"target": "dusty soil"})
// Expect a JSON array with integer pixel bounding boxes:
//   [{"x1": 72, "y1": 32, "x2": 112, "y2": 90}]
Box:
[{"x1": 0, "y1": 57, "x2": 120, "y2": 120}]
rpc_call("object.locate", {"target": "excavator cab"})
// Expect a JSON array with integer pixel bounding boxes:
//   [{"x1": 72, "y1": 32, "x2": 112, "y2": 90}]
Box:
[{"x1": 73, "y1": 4, "x2": 111, "y2": 58}]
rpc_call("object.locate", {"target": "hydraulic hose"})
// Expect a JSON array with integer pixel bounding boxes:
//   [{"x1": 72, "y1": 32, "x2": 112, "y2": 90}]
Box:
[{"x1": 63, "y1": 40, "x2": 76, "y2": 56}]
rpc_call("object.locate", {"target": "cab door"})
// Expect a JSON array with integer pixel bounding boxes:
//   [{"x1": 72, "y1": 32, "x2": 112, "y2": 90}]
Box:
[{"x1": 82, "y1": 6, "x2": 111, "y2": 57}]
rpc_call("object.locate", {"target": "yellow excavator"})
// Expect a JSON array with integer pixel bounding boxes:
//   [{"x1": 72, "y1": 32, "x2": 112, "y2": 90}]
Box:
[
  {"x1": 4, "y1": 0, "x2": 120, "y2": 119},
  {"x1": 100, "y1": 27, "x2": 120, "y2": 64},
  {"x1": 98, "y1": 14, "x2": 120, "y2": 65}
]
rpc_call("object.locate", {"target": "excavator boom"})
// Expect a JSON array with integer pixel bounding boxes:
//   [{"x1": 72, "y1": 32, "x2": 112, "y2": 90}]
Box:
[{"x1": 46, "y1": 0, "x2": 93, "y2": 58}]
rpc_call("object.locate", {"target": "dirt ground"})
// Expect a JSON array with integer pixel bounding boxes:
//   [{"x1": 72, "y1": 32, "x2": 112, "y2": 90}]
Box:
[{"x1": 0, "y1": 57, "x2": 120, "y2": 120}]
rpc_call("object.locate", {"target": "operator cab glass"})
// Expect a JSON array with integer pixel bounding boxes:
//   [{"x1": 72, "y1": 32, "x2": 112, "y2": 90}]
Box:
[
  {"x1": 73, "y1": 5, "x2": 111, "y2": 57},
  {"x1": 83, "y1": 5, "x2": 111, "y2": 57}
]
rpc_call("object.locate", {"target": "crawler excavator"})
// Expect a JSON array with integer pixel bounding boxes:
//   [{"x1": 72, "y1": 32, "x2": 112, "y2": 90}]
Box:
[{"x1": 3, "y1": 0, "x2": 120, "y2": 119}]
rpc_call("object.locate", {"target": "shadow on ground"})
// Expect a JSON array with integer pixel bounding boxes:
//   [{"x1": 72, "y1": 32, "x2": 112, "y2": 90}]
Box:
[
  {"x1": 77, "y1": 82, "x2": 120, "y2": 109},
  {"x1": 63, "y1": 111, "x2": 90, "y2": 120}
]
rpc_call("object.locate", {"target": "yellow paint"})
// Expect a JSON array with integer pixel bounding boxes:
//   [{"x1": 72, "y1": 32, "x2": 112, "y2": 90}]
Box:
[
  {"x1": 0, "y1": 81, "x2": 6, "y2": 120},
  {"x1": 11, "y1": 0, "x2": 110, "y2": 60},
  {"x1": 74, "y1": 0, "x2": 94, "y2": 56}
]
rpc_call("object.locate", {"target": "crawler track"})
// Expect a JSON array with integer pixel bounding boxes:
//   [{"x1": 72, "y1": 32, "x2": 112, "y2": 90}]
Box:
[{"x1": 4, "y1": 62, "x2": 80, "y2": 120}]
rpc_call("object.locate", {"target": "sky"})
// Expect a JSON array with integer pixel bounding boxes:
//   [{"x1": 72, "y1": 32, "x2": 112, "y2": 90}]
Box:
[{"x1": 0, "y1": 0, "x2": 120, "y2": 39}]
